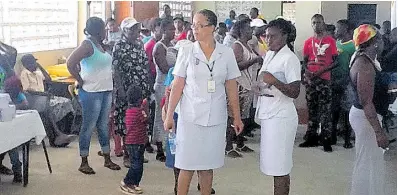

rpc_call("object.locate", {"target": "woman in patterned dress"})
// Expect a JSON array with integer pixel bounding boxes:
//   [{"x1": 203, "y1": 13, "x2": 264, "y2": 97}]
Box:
[{"x1": 112, "y1": 17, "x2": 151, "y2": 167}]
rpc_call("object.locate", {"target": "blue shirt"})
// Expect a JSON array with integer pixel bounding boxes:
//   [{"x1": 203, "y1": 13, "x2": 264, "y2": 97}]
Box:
[
  {"x1": 163, "y1": 67, "x2": 174, "y2": 87},
  {"x1": 15, "y1": 92, "x2": 26, "y2": 104},
  {"x1": 142, "y1": 36, "x2": 152, "y2": 45}
]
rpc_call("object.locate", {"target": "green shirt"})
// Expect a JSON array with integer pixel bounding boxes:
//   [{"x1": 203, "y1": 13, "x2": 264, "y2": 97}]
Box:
[{"x1": 332, "y1": 40, "x2": 356, "y2": 84}]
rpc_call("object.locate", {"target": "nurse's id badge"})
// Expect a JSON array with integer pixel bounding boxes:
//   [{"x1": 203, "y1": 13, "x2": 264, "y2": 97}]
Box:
[{"x1": 207, "y1": 80, "x2": 216, "y2": 93}]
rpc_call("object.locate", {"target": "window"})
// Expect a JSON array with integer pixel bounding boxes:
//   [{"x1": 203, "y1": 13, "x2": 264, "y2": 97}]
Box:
[
  {"x1": 0, "y1": 0, "x2": 78, "y2": 53},
  {"x1": 88, "y1": 1, "x2": 106, "y2": 20},
  {"x1": 159, "y1": 1, "x2": 192, "y2": 21},
  {"x1": 215, "y1": 1, "x2": 262, "y2": 23},
  {"x1": 282, "y1": 1, "x2": 296, "y2": 24}
]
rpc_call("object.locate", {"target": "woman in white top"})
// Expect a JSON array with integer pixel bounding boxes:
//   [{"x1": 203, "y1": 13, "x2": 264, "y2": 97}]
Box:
[
  {"x1": 255, "y1": 18, "x2": 301, "y2": 195},
  {"x1": 152, "y1": 19, "x2": 176, "y2": 162},
  {"x1": 164, "y1": 10, "x2": 244, "y2": 195},
  {"x1": 226, "y1": 18, "x2": 263, "y2": 157}
]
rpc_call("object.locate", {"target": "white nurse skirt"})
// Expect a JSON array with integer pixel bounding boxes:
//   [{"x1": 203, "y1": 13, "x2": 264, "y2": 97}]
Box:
[
  {"x1": 174, "y1": 117, "x2": 227, "y2": 170},
  {"x1": 260, "y1": 113, "x2": 298, "y2": 176}
]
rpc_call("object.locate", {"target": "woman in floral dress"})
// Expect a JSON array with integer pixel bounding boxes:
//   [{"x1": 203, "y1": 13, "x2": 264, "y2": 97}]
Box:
[{"x1": 112, "y1": 17, "x2": 151, "y2": 167}]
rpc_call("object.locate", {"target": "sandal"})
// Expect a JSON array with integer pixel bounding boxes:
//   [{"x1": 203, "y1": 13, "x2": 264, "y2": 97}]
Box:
[
  {"x1": 225, "y1": 149, "x2": 242, "y2": 158},
  {"x1": 236, "y1": 145, "x2": 254, "y2": 153},
  {"x1": 156, "y1": 153, "x2": 166, "y2": 162},
  {"x1": 104, "y1": 162, "x2": 121, "y2": 171},
  {"x1": 0, "y1": 165, "x2": 13, "y2": 175},
  {"x1": 78, "y1": 165, "x2": 96, "y2": 175}
]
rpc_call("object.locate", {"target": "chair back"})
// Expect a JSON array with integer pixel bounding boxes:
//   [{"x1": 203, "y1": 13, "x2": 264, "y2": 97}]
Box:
[{"x1": 24, "y1": 91, "x2": 51, "y2": 113}]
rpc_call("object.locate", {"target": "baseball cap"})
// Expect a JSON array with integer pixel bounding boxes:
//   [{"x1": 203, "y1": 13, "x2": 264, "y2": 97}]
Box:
[
  {"x1": 173, "y1": 14, "x2": 184, "y2": 22},
  {"x1": 21, "y1": 54, "x2": 37, "y2": 65},
  {"x1": 120, "y1": 17, "x2": 140, "y2": 30},
  {"x1": 250, "y1": 18, "x2": 267, "y2": 28}
]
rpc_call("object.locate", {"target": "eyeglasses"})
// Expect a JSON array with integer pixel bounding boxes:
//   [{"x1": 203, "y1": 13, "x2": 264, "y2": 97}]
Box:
[{"x1": 191, "y1": 23, "x2": 212, "y2": 29}]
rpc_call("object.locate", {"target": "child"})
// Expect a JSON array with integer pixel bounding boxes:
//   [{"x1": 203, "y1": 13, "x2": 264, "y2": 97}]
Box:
[
  {"x1": 104, "y1": 18, "x2": 122, "y2": 52},
  {"x1": 214, "y1": 22, "x2": 228, "y2": 44},
  {"x1": 120, "y1": 85, "x2": 148, "y2": 195}
]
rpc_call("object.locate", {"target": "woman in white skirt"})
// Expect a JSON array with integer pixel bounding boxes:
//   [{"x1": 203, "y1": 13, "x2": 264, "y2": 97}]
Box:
[
  {"x1": 254, "y1": 19, "x2": 301, "y2": 195},
  {"x1": 164, "y1": 9, "x2": 244, "y2": 195},
  {"x1": 348, "y1": 24, "x2": 389, "y2": 195}
]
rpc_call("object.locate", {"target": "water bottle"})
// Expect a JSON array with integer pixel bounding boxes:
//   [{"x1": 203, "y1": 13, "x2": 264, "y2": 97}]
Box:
[{"x1": 168, "y1": 131, "x2": 177, "y2": 155}]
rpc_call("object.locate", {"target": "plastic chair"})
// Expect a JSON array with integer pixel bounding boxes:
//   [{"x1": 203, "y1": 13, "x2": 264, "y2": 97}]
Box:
[{"x1": 23, "y1": 91, "x2": 53, "y2": 174}]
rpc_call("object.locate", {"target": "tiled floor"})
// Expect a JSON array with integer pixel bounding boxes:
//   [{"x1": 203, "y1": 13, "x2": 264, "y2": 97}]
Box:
[{"x1": 0, "y1": 125, "x2": 396, "y2": 195}]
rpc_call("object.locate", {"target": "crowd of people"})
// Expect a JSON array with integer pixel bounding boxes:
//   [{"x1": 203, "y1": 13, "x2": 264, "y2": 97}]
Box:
[{"x1": 0, "y1": 4, "x2": 396, "y2": 195}]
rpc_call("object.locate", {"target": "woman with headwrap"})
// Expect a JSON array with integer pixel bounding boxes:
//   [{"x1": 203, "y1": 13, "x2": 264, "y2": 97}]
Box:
[{"x1": 348, "y1": 24, "x2": 389, "y2": 195}]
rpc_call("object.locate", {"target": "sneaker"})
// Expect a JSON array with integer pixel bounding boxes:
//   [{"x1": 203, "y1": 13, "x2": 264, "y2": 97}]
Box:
[
  {"x1": 225, "y1": 149, "x2": 242, "y2": 158},
  {"x1": 236, "y1": 145, "x2": 254, "y2": 153},
  {"x1": 120, "y1": 181, "x2": 142, "y2": 194},
  {"x1": 298, "y1": 139, "x2": 319, "y2": 148},
  {"x1": 13, "y1": 172, "x2": 22, "y2": 183}
]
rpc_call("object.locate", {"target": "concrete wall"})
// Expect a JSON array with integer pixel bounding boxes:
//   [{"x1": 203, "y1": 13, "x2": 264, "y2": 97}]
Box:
[{"x1": 321, "y1": 1, "x2": 392, "y2": 25}]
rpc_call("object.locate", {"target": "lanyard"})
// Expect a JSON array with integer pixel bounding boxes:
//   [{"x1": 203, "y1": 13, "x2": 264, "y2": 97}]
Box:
[
  {"x1": 312, "y1": 37, "x2": 323, "y2": 62},
  {"x1": 196, "y1": 57, "x2": 215, "y2": 79}
]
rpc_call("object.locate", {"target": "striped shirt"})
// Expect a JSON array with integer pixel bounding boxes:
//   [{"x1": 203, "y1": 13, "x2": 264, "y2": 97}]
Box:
[{"x1": 125, "y1": 107, "x2": 148, "y2": 145}]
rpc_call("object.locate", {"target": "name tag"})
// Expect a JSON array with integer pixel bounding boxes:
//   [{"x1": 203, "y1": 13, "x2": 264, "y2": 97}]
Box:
[{"x1": 207, "y1": 80, "x2": 216, "y2": 93}]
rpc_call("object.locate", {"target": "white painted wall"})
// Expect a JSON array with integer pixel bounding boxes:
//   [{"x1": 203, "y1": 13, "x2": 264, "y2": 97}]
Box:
[
  {"x1": 192, "y1": 1, "x2": 281, "y2": 22},
  {"x1": 293, "y1": 1, "x2": 322, "y2": 60},
  {"x1": 321, "y1": 1, "x2": 392, "y2": 25}
]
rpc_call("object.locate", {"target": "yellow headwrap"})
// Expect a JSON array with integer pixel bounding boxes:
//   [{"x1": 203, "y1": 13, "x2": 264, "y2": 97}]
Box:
[{"x1": 353, "y1": 24, "x2": 377, "y2": 48}]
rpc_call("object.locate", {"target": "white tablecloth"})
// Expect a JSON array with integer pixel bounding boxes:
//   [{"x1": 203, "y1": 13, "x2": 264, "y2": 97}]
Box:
[{"x1": 0, "y1": 110, "x2": 47, "y2": 153}]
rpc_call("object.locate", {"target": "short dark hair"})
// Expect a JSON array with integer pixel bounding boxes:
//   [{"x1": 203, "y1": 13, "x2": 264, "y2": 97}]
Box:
[
  {"x1": 234, "y1": 19, "x2": 251, "y2": 38},
  {"x1": 337, "y1": 19, "x2": 354, "y2": 31},
  {"x1": 127, "y1": 85, "x2": 143, "y2": 107},
  {"x1": 383, "y1": 20, "x2": 391, "y2": 25},
  {"x1": 106, "y1": 18, "x2": 115, "y2": 25},
  {"x1": 311, "y1": 14, "x2": 324, "y2": 21},
  {"x1": 197, "y1": 9, "x2": 217, "y2": 27},
  {"x1": 84, "y1": 17, "x2": 105, "y2": 37},
  {"x1": 326, "y1": 24, "x2": 336, "y2": 32},
  {"x1": 218, "y1": 22, "x2": 227, "y2": 29},
  {"x1": 149, "y1": 18, "x2": 162, "y2": 32},
  {"x1": 237, "y1": 14, "x2": 250, "y2": 21},
  {"x1": 374, "y1": 24, "x2": 381, "y2": 30},
  {"x1": 267, "y1": 18, "x2": 293, "y2": 36},
  {"x1": 251, "y1": 7, "x2": 259, "y2": 15},
  {"x1": 163, "y1": 4, "x2": 170, "y2": 9},
  {"x1": 160, "y1": 19, "x2": 173, "y2": 32}
]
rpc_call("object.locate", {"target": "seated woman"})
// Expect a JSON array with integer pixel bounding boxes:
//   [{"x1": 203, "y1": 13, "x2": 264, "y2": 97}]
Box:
[
  {"x1": 19, "y1": 54, "x2": 76, "y2": 147},
  {"x1": 2, "y1": 76, "x2": 27, "y2": 183}
]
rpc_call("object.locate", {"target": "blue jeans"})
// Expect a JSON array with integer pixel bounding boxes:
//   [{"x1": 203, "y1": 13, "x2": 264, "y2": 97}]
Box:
[
  {"x1": 78, "y1": 89, "x2": 112, "y2": 157},
  {"x1": 9, "y1": 147, "x2": 21, "y2": 174},
  {"x1": 124, "y1": 144, "x2": 145, "y2": 186}
]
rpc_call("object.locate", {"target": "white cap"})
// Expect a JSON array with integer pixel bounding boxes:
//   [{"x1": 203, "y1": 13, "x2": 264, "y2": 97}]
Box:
[
  {"x1": 120, "y1": 17, "x2": 140, "y2": 30},
  {"x1": 250, "y1": 18, "x2": 266, "y2": 28}
]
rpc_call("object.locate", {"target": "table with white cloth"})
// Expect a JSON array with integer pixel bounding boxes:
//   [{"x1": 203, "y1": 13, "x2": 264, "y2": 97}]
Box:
[{"x1": 0, "y1": 110, "x2": 47, "y2": 186}]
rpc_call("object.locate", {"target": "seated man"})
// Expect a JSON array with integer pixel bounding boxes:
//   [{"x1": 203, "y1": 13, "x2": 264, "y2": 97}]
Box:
[{"x1": 20, "y1": 54, "x2": 76, "y2": 147}]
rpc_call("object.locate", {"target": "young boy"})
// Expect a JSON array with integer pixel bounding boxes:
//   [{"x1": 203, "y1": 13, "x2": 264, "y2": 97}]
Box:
[
  {"x1": 120, "y1": 85, "x2": 148, "y2": 195},
  {"x1": 214, "y1": 22, "x2": 228, "y2": 44}
]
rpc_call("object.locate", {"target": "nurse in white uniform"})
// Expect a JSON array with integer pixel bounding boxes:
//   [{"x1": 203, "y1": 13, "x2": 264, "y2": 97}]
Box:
[
  {"x1": 164, "y1": 9, "x2": 244, "y2": 195},
  {"x1": 255, "y1": 19, "x2": 301, "y2": 195}
]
